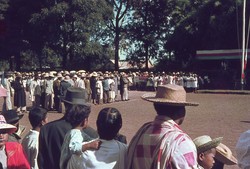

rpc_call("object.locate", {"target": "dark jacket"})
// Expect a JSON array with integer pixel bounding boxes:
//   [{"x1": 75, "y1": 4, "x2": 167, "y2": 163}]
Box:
[
  {"x1": 12, "y1": 79, "x2": 26, "y2": 107},
  {"x1": 60, "y1": 80, "x2": 71, "y2": 97},
  {"x1": 38, "y1": 117, "x2": 98, "y2": 169}
]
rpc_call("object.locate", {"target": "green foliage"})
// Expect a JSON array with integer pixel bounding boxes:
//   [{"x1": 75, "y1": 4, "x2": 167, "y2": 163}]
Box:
[{"x1": 0, "y1": 0, "x2": 248, "y2": 72}]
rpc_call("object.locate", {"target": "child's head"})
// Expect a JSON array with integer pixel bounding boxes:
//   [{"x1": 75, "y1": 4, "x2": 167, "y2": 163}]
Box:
[
  {"x1": 29, "y1": 107, "x2": 48, "y2": 129},
  {"x1": 193, "y1": 135, "x2": 222, "y2": 169},
  {"x1": 96, "y1": 107, "x2": 122, "y2": 140},
  {"x1": 66, "y1": 104, "x2": 91, "y2": 128}
]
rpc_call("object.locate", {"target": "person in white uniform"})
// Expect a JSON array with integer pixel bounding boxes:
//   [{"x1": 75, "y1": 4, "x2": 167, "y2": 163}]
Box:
[{"x1": 67, "y1": 107, "x2": 127, "y2": 169}]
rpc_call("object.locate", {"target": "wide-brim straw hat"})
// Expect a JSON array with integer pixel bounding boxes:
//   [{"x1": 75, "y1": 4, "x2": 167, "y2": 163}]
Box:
[
  {"x1": 141, "y1": 84, "x2": 199, "y2": 106},
  {"x1": 44, "y1": 73, "x2": 49, "y2": 78},
  {"x1": 92, "y1": 72, "x2": 98, "y2": 77},
  {"x1": 61, "y1": 87, "x2": 90, "y2": 106},
  {"x1": 215, "y1": 143, "x2": 237, "y2": 165},
  {"x1": 49, "y1": 72, "x2": 55, "y2": 77},
  {"x1": 0, "y1": 115, "x2": 17, "y2": 134},
  {"x1": 193, "y1": 135, "x2": 223, "y2": 153}
]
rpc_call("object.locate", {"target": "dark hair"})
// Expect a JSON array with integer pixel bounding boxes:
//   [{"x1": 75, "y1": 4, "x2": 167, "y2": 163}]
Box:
[
  {"x1": 97, "y1": 107, "x2": 122, "y2": 140},
  {"x1": 153, "y1": 103, "x2": 186, "y2": 120},
  {"x1": 29, "y1": 107, "x2": 48, "y2": 129},
  {"x1": 66, "y1": 104, "x2": 91, "y2": 128}
]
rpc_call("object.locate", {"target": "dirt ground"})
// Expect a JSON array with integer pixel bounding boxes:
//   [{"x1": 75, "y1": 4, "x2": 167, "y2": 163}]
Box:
[{"x1": 2, "y1": 90, "x2": 249, "y2": 169}]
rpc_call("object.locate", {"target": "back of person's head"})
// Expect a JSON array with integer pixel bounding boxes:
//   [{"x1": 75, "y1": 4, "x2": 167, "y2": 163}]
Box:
[
  {"x1": 97, "y1": 107, "x2": 122, "y2": 140},
  {"x1": 154, "y1": 103, "x2": 186, "y2": 120},
  {"x1": 29, "y1": 107, "x2": 48, "y2": 129},
  {"x1": 66, "y1": 104, "x2": 91, "y2": 128}
]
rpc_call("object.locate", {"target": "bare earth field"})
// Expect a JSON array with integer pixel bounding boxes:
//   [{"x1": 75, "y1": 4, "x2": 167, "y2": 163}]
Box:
[{"x1": 2, "y1": 90, "x2": 249, "y2": 169}]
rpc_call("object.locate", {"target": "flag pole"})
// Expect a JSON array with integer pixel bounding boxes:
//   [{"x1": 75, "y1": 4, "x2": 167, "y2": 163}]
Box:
[{"x1": 241, "y1": 0, "x2": 246, "y2": 90}]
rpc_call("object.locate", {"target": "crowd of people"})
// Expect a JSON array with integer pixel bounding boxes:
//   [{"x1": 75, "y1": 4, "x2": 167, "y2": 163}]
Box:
[
  {"x1": 0, "y1": 70, "x2": 205, "y2": 114},
  {"x1": 0, "y1": 69, "x2": 249, "y2": 169}
]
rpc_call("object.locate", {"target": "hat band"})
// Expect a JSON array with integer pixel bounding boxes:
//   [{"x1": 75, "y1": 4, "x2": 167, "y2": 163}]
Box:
[{"x1": 64, "y1": 98, "x2": 88, "y2": 105}]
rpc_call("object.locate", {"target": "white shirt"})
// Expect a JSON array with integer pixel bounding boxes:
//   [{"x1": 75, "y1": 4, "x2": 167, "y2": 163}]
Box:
[
  {"x1": 21, "y1": 130, "x2": 39, "y2": 169},
  {"x1": 67, "y1": 139, "x2": 127, "y2": 169}
]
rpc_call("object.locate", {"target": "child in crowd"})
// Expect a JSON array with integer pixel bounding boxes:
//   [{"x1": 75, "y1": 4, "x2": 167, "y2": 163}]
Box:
[
  {"x1": 22, "y1": 107, "x2": 48, "y2": 169},
  {"x1": 193, "y1": 135, "x2": 222, "y2": 169},
  {"x1": 67, "y1": 107, "x2": 127, "y2": 169},
  {"x1": 60, "y1": 104, "x2": 101, "y2": 169}
]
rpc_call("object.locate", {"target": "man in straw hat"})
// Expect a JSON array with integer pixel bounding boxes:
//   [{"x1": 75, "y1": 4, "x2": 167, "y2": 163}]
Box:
[
  {"x1": 0, "y1": 115, "x2": 30, "y2": 168},
  {"x1": 193, "y1": 135, "x2": 223, "y2": 169},
  {"x1": 38, "y1": 87, "x2": 99, "y2": 169},
  {"x1": 127, "y1": 84, "x2": 199, "y2": 169}
]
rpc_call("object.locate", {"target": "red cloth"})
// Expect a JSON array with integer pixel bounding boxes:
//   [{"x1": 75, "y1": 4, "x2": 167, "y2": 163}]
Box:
[
  {"x1": 5, "y1": 142, "x2": 30, "y2": 169},
  {"x1": 0, "y1": 86, "x2": 7, "y2": 97}
]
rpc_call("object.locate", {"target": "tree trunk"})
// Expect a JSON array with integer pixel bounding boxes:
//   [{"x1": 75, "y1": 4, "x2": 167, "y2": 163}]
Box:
[{"x1": 114, "y1": 25, "x2": 120, "y2": 71}]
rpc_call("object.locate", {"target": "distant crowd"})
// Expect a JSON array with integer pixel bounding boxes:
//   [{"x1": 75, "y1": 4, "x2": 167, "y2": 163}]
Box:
[{"x1": 0, "y1": 70, "x2": 206, "y2": 114}]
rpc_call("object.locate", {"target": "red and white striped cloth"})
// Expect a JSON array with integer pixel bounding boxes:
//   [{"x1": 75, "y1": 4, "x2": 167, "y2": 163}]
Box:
[
  {"x1": 127, "y1": 116, "x2": 198, "y2": 169},
  {"x1": 0, "y1": 85, "x2": 7, "y2": 97}
]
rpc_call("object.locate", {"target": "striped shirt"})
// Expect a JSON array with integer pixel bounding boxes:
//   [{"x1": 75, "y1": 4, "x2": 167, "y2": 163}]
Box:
[{"x1": 127, "y1": 116, "x2": 198, "y2": 169}]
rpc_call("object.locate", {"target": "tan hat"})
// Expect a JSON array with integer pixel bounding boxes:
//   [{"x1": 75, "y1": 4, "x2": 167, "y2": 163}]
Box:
[
  {"x1": 49, "y1": 72, "x2": 54, "y2": 77},
  {"x1": 44, "y1": 73, "x2": 49, "y2": 78},
  {"x1": 193, "y1": 135, "x2": 223, "y2": 153},
  {"x1": 78, "y1": 70, "x2": 86, "y2": 73},
  {"x1": 0, "y1": 115, "x2": 17, "y2": 134},
  {"x1": 57, "y1": 73, "x2": 63, "y2": 78},
  {"x1": 142, "y1": 84, "x2": 199, "y2": 106},
  {"x1": 215, "y1": 143, "x2": 237, "y2": 165},
  {"x1": 92, "y1": 72, "x2": 98, "y2": 77}
]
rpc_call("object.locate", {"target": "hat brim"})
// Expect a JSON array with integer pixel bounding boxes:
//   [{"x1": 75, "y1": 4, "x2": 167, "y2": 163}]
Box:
[
  {"x1": 6, "y1": 113, "x2": 24, "y2": 124},
  {"x1": 197, "y1": 137, "x2": 223, "y2": 153},
  {"x1": 61, "y1": 98, "x2": 90, "y2": 106},
  {"x1": 141, "y1": 93, "x2": 199, "y2": 106},
  {"x1": 0, "y1": 124, "x2": 17, "y2": 134},
  {"x1": 215, "y1": 146, "x2": 237, "y2": 165}
]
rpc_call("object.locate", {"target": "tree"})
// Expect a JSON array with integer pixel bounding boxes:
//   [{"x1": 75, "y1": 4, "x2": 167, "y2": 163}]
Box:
[
  {"x1": 105, "y1": 0, "x2": 134, "y2": 71},
  {"x1": 126, "y1": 0, "x2": 176, "y2": 70},
  {"x1": 0, "y1": 0, "x2": 40, "y2": 71},
  {"x1": 30, "y1": 0, "x2": 113, "y2": 70},
  {"x1": 166, "y1": 0, "x2": 245, "y2": 70}
]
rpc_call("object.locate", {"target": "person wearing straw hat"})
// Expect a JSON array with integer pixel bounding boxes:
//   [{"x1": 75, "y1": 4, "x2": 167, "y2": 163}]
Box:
[
  {"x1": 127, "y1": 84, "x2": 199, "y2": 169},
  {"x1": 0, "y1": 115, "x2": 30, "y2": 168},
  {"x1": 44, "y1": 72, "x2": 54, "y2": 110},
  {"x1": 38, "y1": 87, "x2": 99, "y2": 169},
  {"x1": 213, "y1": 143, "x2": 237, "y2": 169},
  {"x1": 193, "y1": 135, "x2": 223, "y2": 169}
]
